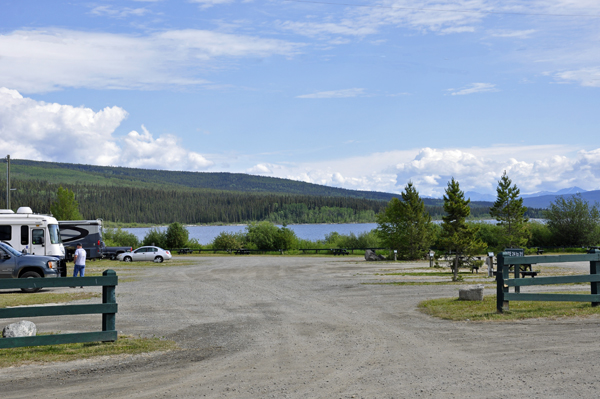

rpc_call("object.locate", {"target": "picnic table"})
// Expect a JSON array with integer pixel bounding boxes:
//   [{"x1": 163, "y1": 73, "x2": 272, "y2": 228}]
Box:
[
  {"x1": 178, "y1": 248, "x2": 194, "y2": 255},
  {"x1": 331, "y1": 249, "x2": 349, "y2": 256},
  {"x1": 234, "y1": 249, "x2": 251, "y2": 255}
]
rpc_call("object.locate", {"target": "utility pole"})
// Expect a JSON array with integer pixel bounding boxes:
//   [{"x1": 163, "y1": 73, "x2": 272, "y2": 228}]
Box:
[{"x1": 5, "y1": 155, "x2": 9, "y2": 210}]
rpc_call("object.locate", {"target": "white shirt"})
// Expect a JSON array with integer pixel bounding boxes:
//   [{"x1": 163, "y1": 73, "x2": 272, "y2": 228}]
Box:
[{"x1": 74, "y1": 248, "x2": 87, "y2": 266}]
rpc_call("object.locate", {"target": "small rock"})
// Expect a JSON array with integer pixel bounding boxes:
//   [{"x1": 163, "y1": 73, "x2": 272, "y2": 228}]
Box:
[{"x1": 3, "y1": 320, "x2": 37, "y2": 338}]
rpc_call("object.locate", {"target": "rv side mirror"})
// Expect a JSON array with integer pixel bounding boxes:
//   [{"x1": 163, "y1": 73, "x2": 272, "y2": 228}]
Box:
[{"x1": 3, "y1": 253, "x2": 10, "y2": 260}]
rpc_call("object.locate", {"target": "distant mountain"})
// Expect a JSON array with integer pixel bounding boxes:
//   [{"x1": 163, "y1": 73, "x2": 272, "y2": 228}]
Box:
[
  {"x1": 522, "y1": 190, "x2": 600, "y2": 209},
  {"x1": 465, "y1": 191, "x2": 496, "y2": 202},
  {"x1": 521, "y1": 186, "x2": 587, "y2": 199}
]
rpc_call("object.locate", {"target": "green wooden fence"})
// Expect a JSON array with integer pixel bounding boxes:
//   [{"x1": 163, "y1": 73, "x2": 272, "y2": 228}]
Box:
[
  {"x1": 496, "y1": 250, "x2": 600, "y2": 313},
  {"x1": 0, "y1": 270, "x2": 118, "y2": 349}
]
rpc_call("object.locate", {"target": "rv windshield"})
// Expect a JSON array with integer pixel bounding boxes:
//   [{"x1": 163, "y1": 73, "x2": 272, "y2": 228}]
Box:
[{"x1": 48, "y1": 224, "x2": 62, "y2": 244}]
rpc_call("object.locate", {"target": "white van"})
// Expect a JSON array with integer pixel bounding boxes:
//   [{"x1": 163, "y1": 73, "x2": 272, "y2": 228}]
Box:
[{"x1": 0, "y1": 207, "x2": 66, "y2": 275}]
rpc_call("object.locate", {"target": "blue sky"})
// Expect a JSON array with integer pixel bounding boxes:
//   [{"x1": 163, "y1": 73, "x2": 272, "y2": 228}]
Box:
[{"x1": 1, "y1": 0, "x2": 599, "y2": 197}]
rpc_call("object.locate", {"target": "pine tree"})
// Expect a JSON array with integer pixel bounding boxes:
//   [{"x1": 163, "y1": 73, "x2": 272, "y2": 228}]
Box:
[
  {"x1": 50, "y1": 186, "x2": 83, "y2": 220},
  {"x1": 440, "y1": 178, "x2": 486, "y2": 281},
  {"x1": 376, "y1": 182, "x2": 433, "y2": 260},
  {"x1": 489, "y1": 171, "x2": 529, "y2": 248}
]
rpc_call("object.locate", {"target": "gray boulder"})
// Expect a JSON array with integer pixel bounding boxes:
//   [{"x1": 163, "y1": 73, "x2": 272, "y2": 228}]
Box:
[
  {"x1": 365, "y1": 249, "x2": 385, "y2": 262},
  {"x1": 458, "y1": 285, "x2": 484, "y2": 301},
  {"x1": 3, "y1": 320, "x2": 37, "y2": 338}
]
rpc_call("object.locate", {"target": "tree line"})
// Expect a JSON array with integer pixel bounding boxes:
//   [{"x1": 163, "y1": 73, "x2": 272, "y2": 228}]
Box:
[{"x1": 2, "y1": 178, "x2": 541, "y2": 225}]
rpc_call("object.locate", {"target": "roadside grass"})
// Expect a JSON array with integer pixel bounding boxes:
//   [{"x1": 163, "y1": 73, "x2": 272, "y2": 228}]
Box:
[
  {"x1": 368, "y1": 281, "x2": 494, "y2": 286},
  {"x1": 418, "y1": 293, "x2": 600, "y2": 321},
  {"x1": 0, "y1": 335, "x2": 178, "y2": 368},
  {"x1": 380, "y1": 272, "x2": 480, "y2": 276},
  {"x1": 80, "y1": 259, "x2": 197, "y2": 277},
  {"x1": 0, "y1": 291, "x2": 99, "y2": 308}
]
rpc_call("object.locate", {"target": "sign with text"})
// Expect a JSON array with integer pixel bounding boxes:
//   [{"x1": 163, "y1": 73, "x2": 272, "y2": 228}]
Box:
[{"x1": 504, "y1": 248, "x2": 524, "y2": 257}]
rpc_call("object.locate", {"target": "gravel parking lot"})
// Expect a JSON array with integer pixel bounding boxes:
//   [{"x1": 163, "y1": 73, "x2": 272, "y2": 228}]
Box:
[{"x1": 2, "y1": 256, "x2": 600, "y2": 398}]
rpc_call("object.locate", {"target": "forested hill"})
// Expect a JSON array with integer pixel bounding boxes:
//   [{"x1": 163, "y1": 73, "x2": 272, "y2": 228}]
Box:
[
  {"x1": 3, "y1": 159, "x2": 540, "y2": 224},
  {"x1": 11, "y1": 159, "x2": 401, "y2": 201}
]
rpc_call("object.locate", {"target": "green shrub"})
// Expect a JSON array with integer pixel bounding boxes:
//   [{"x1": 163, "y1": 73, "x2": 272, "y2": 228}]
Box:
[
  {"x1": 142, "y1": 228, "x2": 167, "y2": 248},
  {"x1": 211, "y1": 231, "x2": 243, "y2": 250},
  {"x1": 103, "y1": 227, "x2": 139, "y2": 248},
  {"x1": 165, "y1": 222, "x2": 189, "y2": 249}
]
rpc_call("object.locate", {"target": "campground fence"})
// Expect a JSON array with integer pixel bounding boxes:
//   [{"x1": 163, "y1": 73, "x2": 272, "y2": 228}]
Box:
[
  {"x1": 496, "y1": 250, "x2": 600, "y2": 313},
  {"x1": 0, "y1": 270, "x2": 118, "y2": 349}
]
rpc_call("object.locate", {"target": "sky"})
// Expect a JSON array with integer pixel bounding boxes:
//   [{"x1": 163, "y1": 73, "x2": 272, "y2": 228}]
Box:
[{"x1": 1, "y1": 0, "x2": 599, "y2": 197}]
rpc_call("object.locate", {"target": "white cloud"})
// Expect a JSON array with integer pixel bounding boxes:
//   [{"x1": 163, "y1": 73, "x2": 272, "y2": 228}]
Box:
[
  {"x1": 0, "y1": 88, "x2": 213, "y2": 171},
  {"x1": 0, "y1": 29, "x2": 302, "y2": 93},
  {"x1": 392, "y1": 147, "x2": 600, "y2": 197},
  {"x1": 190, "y1": 0, "x2": 235, "y2": 8},
  {"x1": 449, "y1": 82, "x2": 497, "y2": 95},
  {"x1": 553, "y1": 68, "x2": 600, "y2": 87},
  {"x1": 487, "y1": 29, "x2": 536, "y2": 38},
  {"x1": 121, "y1": 126, "x2": 213, "y2": 170},
  {"x1": 297, "y1": 88, "x2": 366, "y2": 98},
  {"x1": 90, "y1": 6, "x2": 151, "y2": 18},
  {"x1": 244, "y1": 144, "x2": 600, "y2": 197},
  {"x1": 0, "y1": 87, "x2": 124, "y2": 165}
]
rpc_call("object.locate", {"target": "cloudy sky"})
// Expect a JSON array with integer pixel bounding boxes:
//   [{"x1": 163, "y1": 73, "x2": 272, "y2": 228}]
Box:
[{"x1": 1, "y1": 0, "x2": 599, "y2": 197}]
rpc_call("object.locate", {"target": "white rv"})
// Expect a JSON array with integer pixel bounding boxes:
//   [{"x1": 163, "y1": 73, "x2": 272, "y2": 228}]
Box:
[{"x1": 0, "y1": 207, "x2": 66, "y2": 275}]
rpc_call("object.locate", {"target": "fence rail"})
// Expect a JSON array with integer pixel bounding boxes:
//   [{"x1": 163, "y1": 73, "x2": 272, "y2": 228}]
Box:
[
  {"x1": 496, "y1": 250, "x2": 600, "y2": 313},
  {"x1": 0, "y1": 270, "x2": 118, "y2": 349}
]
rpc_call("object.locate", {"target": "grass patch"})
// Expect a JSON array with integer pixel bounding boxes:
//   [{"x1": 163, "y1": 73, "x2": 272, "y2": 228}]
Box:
[
  {"x1": 0, "y1": 292, "x2": 99, "y2": 308},
  {"x1": 0, "y1": 335, "x2": 178, "y2": 368},
  {"x1": 381, "y1": 272, "x2": 480, "y2": 277},
  {"x1": 79, "y1": 259, "x2": 197, "y2": 276},
  {"x1": 367, "y1": 281, "x2": 493, "y2": 286},
  {"x1": 418, "y1": 293, "x2": 600, "y2": 321}
]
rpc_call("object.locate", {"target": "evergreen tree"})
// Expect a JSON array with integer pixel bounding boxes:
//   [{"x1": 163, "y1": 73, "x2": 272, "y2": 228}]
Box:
[
  {"x1": 376, "y1": 182, "x2": 433, "y2": 260},
  {"x1": 440, "y1": 178, "x2": 486, "y2": 281},
  {"x1": 489, "y1": 172, "x2": 529, "y2": 248},
  {"x1": 50, "y1": 186, "x2": 83, "y2": 220}
]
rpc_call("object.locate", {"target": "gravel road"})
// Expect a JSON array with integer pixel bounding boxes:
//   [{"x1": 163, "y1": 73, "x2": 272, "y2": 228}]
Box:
[{"x1": 2, "y1": 256, "x2": 600, "y2": 398}]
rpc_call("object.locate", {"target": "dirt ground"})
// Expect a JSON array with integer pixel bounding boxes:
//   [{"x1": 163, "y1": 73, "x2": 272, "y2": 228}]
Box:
[{"x1": 2, "y1": 256, "x2": 600, "y2": 398}]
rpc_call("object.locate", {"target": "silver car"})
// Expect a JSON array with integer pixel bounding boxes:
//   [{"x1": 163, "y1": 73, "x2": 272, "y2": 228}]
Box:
[{"x1": 117, "y1": 246, "x2": 172, "y2": 263}]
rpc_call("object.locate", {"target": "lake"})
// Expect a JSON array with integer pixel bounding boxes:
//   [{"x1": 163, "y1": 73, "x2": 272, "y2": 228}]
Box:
[
  {"x1": 123, "y1": 219, "x2": 527, "y2": 245},
  {"x1": 123, "y1": 223, "x2": 378, "y2": 245}
]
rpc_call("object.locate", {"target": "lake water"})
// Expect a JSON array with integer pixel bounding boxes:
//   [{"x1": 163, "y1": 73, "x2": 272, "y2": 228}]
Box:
[
  {"x1": 123, "y1": 223, "x2": 378, "y2": 245},
  {"x1": 123, "y1": 219, "x2": 530, "y2": 245}
]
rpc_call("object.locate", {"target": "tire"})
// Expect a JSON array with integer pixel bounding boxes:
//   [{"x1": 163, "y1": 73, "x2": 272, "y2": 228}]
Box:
[
  {"x1": 155, "y1": 256, "x2": 163, "y2": 263},
  {"x1": 20, "y1": 271, "x2": 42, "y2": 293},
  {"x1": 123, "y1": 256, "x2": 132, "y2": 262},
  {"x1": 110, "y1": 254, "x2": 116, "y2": 260}
]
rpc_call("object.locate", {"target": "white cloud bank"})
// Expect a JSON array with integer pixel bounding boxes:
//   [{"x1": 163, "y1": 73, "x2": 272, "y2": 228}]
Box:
[
  {"x1": 0, "y1": 88, "x2": 212, "y2": 170},
  {"x1": 246, "y1": 146, "x2": 600, "y2": 197},
  {"x1": 0, "y1": 29, "x2": 301, "y2": 93}
]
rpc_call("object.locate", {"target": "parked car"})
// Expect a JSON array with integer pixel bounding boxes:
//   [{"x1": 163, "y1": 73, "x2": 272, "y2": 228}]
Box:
[
  {"x1": 0, "y1": 241, "x2": 60, "y2": 293},
  {"x1": 116, "y1": 246, "x2": 172, "y2": 263}
]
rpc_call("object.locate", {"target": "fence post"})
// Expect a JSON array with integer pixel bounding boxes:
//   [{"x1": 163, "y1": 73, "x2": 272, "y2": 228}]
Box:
[
  {"x1": 102, "y1": 269, "x2": 117, "y2": 341},
  {"x1": 590, "y1": 251, "x2": 600, "y2": 307},
  {"x1": 497, "y1": 252, "x2": 509, "y2": 312}
]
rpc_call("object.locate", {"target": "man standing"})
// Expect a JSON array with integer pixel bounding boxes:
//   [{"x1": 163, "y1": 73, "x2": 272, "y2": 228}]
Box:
[{"x1": 73, "y1": 243, "x2": 86, "y2": 288}]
